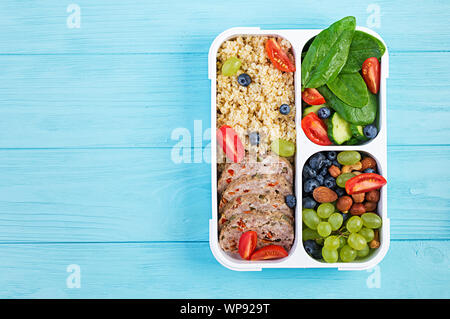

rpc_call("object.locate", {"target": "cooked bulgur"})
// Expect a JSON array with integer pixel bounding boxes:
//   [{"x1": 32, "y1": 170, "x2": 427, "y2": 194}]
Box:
[{"x1": 216, "y1": 36, "x2": 295, "y2": 158}]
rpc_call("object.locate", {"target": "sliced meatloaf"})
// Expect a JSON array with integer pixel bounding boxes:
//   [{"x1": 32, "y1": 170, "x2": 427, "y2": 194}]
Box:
[
  {"x1": 219, "y1": 192, "x2": 293, "y2": 229},
  {"x1": 217, "y1": 154, "x2": 294, "y2": 194},
  {"x1": 219, "y1": 211, "x2": 294, "y2": 253},
  {"x1": 219, "y1": 174, "x2": 293, "y2": 212}
]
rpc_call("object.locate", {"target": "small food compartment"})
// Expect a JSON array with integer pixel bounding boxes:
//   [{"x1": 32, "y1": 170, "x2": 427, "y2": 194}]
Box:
[
  {"x1": 300, "y1": 16, "x2": 385, "y2": 146},
  {"x1": 301, "y1": 150, "x2": 387, "y2": 263},
  {"x1": 215, "y1": 34, "x2": 297, "y2": 262}
]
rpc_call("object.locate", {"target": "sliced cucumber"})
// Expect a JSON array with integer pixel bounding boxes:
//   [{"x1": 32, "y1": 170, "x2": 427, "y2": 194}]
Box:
[
  {"x1": 303, "y1": 104, "x2": 324, "y2": 117},
  {"x1": 345, "y1": 137, "x2": 360, "y2": 145},
  {"x1": 328, "y1": 112, "x2": 352, "y2": 145},
  {"x1": 350, "y1": 124, "x2": 369, "y2": 141}
]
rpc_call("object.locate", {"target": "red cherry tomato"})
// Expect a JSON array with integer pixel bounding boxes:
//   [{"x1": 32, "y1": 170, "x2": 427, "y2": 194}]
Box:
[
  {"x1": 302, "y1": 88, "x2": 326, "y2": 105},
  {"x1": 345, "y1": 173, "x2": 387, "y2": 195},
  {"x1": 362, "y1": 57, "x2": 381, "y2": 94},
  {"x1": 250, "y1": 245, "x2": 288, "y2": 261},
  {"x1": 265, "y1": 39, "x2": 296, "y2": 72},
  {"x1": 301, "y1": 113, "x2": 332, "y2": 146},
  {"x1": 238, "y1": 231, "x2": 258, "y2": 260},
  {"x1": 217, "y1": 125, "x2": 245, "y2": 163}
]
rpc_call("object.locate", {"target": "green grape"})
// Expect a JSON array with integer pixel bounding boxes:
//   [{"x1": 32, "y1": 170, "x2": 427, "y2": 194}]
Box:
[
  {"x1": 346, "y1": 216, "x2": 363, "y2": 233},
  {"x1": 357, "y1": 244, "x2": 370, "y2": 258},
  {"x1": 348, "y1": 233, "x2": 367, "y2": 251},
  {"x1": 336, "y1": 173, "x2": 356, "y2": 188},
  {"x1": 339, "y1": 236, "x2": 347, "y2": 249},
  {"x1": 337, "y1": 151, "x2": 361, "y2": 165},
  {"x1": 328, "y1": 213, "x2": 343, "y2": 231},
  {"x1": 359, "y1": 227, "x2": 375, "y2": 242},
  {"x1": 340, "y1": 245, "x2": 357, "y2": 262},
  {"x1": 322, "y1": 247, "x2": 338, "y2": 263},
  {"x1": 317, "y1": 203, "x2": 335, "y2": 219},
  {"x1": 361, "y1": 213, "x2": 382, "y2": 229},
  {"x1": 221, "y1": 56, "x2": 242, "y2": 76},
  {"x1": 324, "y1": 236, "x2": 340, "y2": 250},
  {"x1": 317, "y1": 221, "x2": 332, "y2": 237},
  {"x1": 270, "y1": 139, "x2": 295, "y2": 157},
  {"x1": 302, "y1": 209, "x2": 320, "y2": 230},
  {"x1": 302, "y1": 228, "x2": 320, "y2": 241}
]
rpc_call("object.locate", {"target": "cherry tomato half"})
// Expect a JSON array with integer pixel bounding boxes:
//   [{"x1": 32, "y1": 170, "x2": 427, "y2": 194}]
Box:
[
  {"x1": 362, "y1": 57, "x2": 381, "y2": 94},
  {"x1": 250, "y1": 245, "x2": 289, "y2": 261},
  {"x1": 345, "y1": 173, "x2": 387, "y2": 195},
  {"x1": 301, "y1": 112, "x2": 332, "y2": 146},
  {"x1": 265, "y1": 38, "x2": 296, "y2": 72},
  {"x1": 238, "y1": 231, "x2": 258, "y2": 260},
  {"x1": 302, "y1": 88, "x2": 326, "y2": 105},
  {"x1": 217, "y1": 125, "x2": 245, "y2": 163}
]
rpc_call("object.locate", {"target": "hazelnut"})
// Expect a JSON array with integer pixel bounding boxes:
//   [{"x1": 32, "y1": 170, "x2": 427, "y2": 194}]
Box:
[
  {"x1": 364, "y1": 201, "x2": 378, "y2": 212},
  {"x1": 361, "y1": 157, "x2": 377, "y2": 170},
  {"x1": 366, "y1": 190, "x2": 380, "y2": 202},
  {"x1": 352, "y1": 193, "x2": 365, "y2": 203},
  {"x1": 336, "y1": 196, "x2": 353, "y2": 212},
  {"x1": 350, "y1": 203, "x2": 366, "y2": 216},
  {"x1": 370, "y1": 230, "x2": 380, "y2": 248},
  {"x1": 328, "y1": 165, "x2": 341, "y2": 178}
]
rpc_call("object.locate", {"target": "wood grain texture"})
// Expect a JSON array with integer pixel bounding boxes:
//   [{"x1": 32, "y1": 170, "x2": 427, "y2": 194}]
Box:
[
  {"x1": 0, "y1": 0, "x2": 449, "y2": 54},
  {"x1": 0, "y1": 52, "x2": 448, "y2": 148},
  {"x1": 0, "y1": 146, "x2": 448, "y2": 243},
  {"x1": 0, "y1": 241, "x2": 447, "y2": 298}
]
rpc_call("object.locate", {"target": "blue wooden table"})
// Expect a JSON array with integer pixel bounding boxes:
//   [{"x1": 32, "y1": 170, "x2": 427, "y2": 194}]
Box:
[{"x1": 0, "y1": 0, "x2": 448, "y2": 298}]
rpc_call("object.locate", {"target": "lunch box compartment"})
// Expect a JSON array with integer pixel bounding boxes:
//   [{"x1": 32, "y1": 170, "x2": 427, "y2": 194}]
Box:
[{"x1": 209, "y1": 27, "x2": 389, "y2": 271}]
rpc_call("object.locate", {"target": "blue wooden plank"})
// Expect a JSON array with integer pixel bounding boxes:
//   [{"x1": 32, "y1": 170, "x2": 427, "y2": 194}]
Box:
[
  {"x1": 0, "y1": 52, "x2": 448, "y2": 148},
  {"x1": 0, "y1": 1, "x2": 449, "y2": 54},
  {"x1": 0, "y1": 146, "x2": 447, "y2": 243},
  {"x1": 0, "y1": 241, "x2": 447, "y2": 298}
]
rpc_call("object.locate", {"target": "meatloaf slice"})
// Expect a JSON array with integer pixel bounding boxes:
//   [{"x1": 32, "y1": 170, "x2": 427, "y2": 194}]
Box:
[
  {"x1": 219, "y1": 211, "x2": 294, "y2": 253},
  {"x1": 217, "y1": 154, "x2": 294, "y2": 194},
  {"x1": 219, "y1": 192, "x2": 293, "y2": 229},
  {"x1": 219, "y1": 174, "x2": 293, "y2": 212}
]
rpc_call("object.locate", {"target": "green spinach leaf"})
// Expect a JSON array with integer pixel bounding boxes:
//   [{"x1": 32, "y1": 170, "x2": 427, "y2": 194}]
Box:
[
  {"x1": 341, "y1": 30, "x2": 386, "y2": 73},
  {"x1": 301, "y1": 16, "x2": 356, "y2": 90},
  {"x1": 317, "y1": 85, "x2": 377, "y2": 125},
  {"x1": 326, "y1": 72, "x2": 368, "y2": 108}
]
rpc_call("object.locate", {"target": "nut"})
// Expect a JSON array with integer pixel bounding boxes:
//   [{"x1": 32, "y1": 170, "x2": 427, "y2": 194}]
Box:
[
  {"x1": 350, "y1": 203, "x2": 366, "y2": 216},
  {"x1": 313, "y1": 186, "x2": 338, "y2": 203},
  {"x1": 361, "y1": 157, "x2": 377, "y2": 170},
  {"x1": 336, "y1": 196, "x2": 353, "y2": 212},
  {"x1": 328, "y1": 165, "x2": 341, "y2": 178},
  {"x1": 342, "y1": 161, "x2": 362, "y2": 174},
  {"x1": 352, "y1": 193, "x2": 365, "y2": 203},
  {"x1": 364, "y1": 201, "x2": 378, "y2": 212},
  {"x1": 352, "y1": 171, "x2": 362, "y2": 175},
  {"x1": 366, "y1": 190, "x2": 380, "y2": 202},
  {"x1": 369, "y1": 230, "x2": 380, "y2": 248}
]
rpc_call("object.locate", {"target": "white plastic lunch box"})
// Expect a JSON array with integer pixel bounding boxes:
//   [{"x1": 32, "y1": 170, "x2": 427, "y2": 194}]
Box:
[{"x1": 209, "y1": 27, "x2": 389, "y2": 271}]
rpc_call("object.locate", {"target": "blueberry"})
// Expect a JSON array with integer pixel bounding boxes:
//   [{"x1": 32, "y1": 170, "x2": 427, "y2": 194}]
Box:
[
  {"x1": 285, "y1": 195, "x2": 296, "y2": 208},
  {"x1": 363, "y1": 124, "x2": 378, "y2": 139},
  {"x1": 323, "y1": 159, "x2": 332, "y2": 168},
  {"x1": 335, "y1": 187, "x2": 345, "y2": 197},
  {"x1": 304, "y1": 240, "x2": 322, "y2": 259},
  {"x1": 237, "y1": 73, "x2": 252, "y2": 87},
  {"x1": 302, "y1": 165, "x2": 317, "y2": 179},
  {"x1": 327, "y1": 151, "x2": 337, "y2": 161},
  {"x1": 304, "y1": 179, "x2": 320, "y2": 193},
  {"x1": 309, "y1": 152, "x2": 326, "y2": 170},
  {"x1": 249, "y1": 132, "x2": 260, "y2": 146},
  {"x1": 341, "y1": 212, "x2": 350, "y2": 223},
  {"x1": 324, "y1": 176, "x2": 336, "y2": 188},
  {"x1": 316, "y1": 174, "x2": 324, "y2": 185},
  {"x1": 302, "y1": 196, "x2": 317, "y2": 209},
  {"x1": 317, "y1": 107, "x2": 331, "y2": 119},
  {"x1": 279, "y1": 104, "x2": 290, "y2": 115},
  {"x1": 332, "y1": 160, "x2": 341, "y2": 169},
  {"x1": 319, "y1": 166, "x2": 328, "y2": 176},
  {"x1": 364, "y1": 168, "x2": 376, "y2": 174}
]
